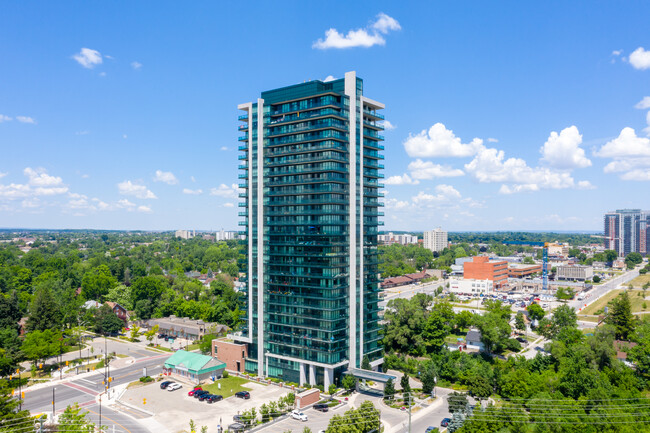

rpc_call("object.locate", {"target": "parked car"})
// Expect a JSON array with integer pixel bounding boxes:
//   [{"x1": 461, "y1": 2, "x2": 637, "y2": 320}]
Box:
[
  {"x1": 313, "y1": 403, "x2": 329, "y2": 412},
  {"x1": 198, "y1": 393, "x2": 212, "y2": 401},
  {"x1": 441, "y1": 418, "x2": 451, "y2": 427},
  {"x1": 291, "y1": 410, "x2": 308, "y2": 422},
  {"x1": 235, "y1": 391, "x2": 250, "y2": 399},
  {"x1": 425, "y1": 427, "x2": 437, "y2": 433},
  {"x1": 187, "y1": 387, "x2": 203, "y2": 396},
  {"x1": 167, "y1": 383, "x2": 182, "y2": 391},
  {"x1": 206, "y1": 394, "x2": 223, "y2": 403},
  {"x1": 159, "y1": 381, "x2": 173, "y2": 389},
  {"x1": 228, "y1": 423, "x2": 246, "y2": 432},
  {"x1": 193, "y1": 390, "x2": 209, "y2": 399}
]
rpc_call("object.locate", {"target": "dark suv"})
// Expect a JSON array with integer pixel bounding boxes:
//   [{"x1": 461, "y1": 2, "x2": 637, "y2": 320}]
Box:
[
  {"x1": 313, "y1": 403, "x2": 329, "y2": 412},
  {"x1": 235, "y1": 391, "x2": 250, "y2": 399},
  {"x1": 206, "y1": 394, "x2": 223, "y2": 403},
  {"x1": 193, "y1": 390, "x2": 209, "y2": 399},
  {"x1": 160, "y1": 381, "x2": 172, "y2": 389}
]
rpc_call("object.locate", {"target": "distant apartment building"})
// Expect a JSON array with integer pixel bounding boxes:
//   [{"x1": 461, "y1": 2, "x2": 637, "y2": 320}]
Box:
[
  {"x1": 604, "y1": 209, "x2": 650, "y2": 257},
  {"x1": 463, "y1": 256, "x2": 508, "y2": 288},
  {"x1": 449, "y1": 278, "x2": 493, "y2": 295},
  {"x1": 215, "y1": 229, "x2": 240, "y2": 241},
  {"x1": 547, "y1": 242, "x2": 569, "y2": 258},
  {"x1": 423, "y1": 228, "x2": 448, "y2": 253},
  {"x1": 378, "y1": 232, "x2": 418, "y2": 245},
  {"x1": 556, "y1": 265, "x2": 594, "y2": 281},
  {"x1": 175, "y1": 229, "x2": 195, "y2": 240}
]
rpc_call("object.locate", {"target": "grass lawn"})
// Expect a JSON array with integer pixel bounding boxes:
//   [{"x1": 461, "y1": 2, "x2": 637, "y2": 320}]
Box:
[
  {"x1": 201, "y1": 376, "x2": 252, "y2": 398},
  {"x1": 579, "y1": 289, "x2": 649, "y2": 316},
  {"x1": 186, "y1": 343, "x2": 201, "y2": 351},
  {"x1": 629, "y1": 274, "x2": 650, "y2": 288}
]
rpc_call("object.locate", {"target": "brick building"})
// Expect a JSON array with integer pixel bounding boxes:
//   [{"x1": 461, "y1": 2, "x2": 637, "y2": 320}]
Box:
[
  {"x1": 463, "y1": 256, "x2": 508, "y2": 288},
  {"x1": 212, "y1": 338, "x2": 248, "y2": 373}
]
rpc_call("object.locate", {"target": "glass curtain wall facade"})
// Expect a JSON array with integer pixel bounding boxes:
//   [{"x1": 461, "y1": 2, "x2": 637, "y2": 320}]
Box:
[
  {"x1": 235, "y1": 72, "x2": 384, "y2": 387},
  {"x1": 604, "y1": 209, "x2": 650, "y2": 257}
]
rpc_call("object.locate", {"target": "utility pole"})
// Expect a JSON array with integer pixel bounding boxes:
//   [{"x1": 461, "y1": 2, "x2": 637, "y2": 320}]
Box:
[
  {"x1": 99, "y1": 393, "x2": 102, "y2": 430},
  {"x1": 407, "y1": 392, "x2": 412, "y2": 433}
]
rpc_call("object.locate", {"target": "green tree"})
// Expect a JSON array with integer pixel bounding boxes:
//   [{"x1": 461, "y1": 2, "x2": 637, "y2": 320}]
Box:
[
  {"x1": 383, "y1": 377, "x2": 396, "y2": 401},
  {"x1": 630, "y1": 321, "x2": 650, "y2": 380},
  {"x1": 92, "y1": 305, "x2": 124, "y2": 335},
  {"x1": 26, "y1": 285, "x2": 61, "y2": 332},
  {"x1": 400, "y1": 373, "x2": 411, "y2": 397},
  {"x1": 467, "y1": 374, "x2": 492, "y2": 399},
  {"x1": 81, "y1": 265, "x2": 118, "y2": 301},
  {"x1": 421, "y1": 368, "x2": 436, "y2": 395},
  {"x1": 361, "y1": 355, "x2": 371, "y2": 370},
  {"x1": 448, "y1": 392, "x2": 469, "y2": 414},
  {"x1": 0, "y1": 328, "x2": 22, "y2": 376},
  {"x1": 22, "y1": 329, "x2": 62, "y2": 367},
  {"x1": 474, "y1": 312, "x2": 511, "y2": 354},
  {"x1": 198, "y1": 333, "x2": 217, "y2": 354},
  {"x1": 625, "y1": 252, "x2": 643, "y2": 269},
  {"x1": 0, "y1": 292, "x2": 21, "y2": 331},
  {"x1": 58, "y1": 402, "x2": 99, "y2": 432},
  {"x1": 341, "y1": 374, "x2": 356, "y2": 391},
  {"x1": 422, "y1": 310, "x2": 450, "y2": 353},
  {"x1": 514, "y1": 312, "x2": 526, "y2": 335},
  {"x1": 144, "y1": 324, "x2": 159, "y2": 345},
  {"x1": 527, "y1": 303, "x2": 545, "y2": 321},
  {"x1": 605, "y1": 292, "x2": 635, "y2": 340}
]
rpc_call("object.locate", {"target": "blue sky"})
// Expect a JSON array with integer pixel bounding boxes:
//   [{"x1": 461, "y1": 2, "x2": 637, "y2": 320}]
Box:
[{"x1": 1, "y1": 1, "x2": 649, "y2": 232}]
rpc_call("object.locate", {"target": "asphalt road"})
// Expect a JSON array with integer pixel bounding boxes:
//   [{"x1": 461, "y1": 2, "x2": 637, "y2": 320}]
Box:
[
  {"x1": 22, "y1": 354, "x2": 167, "y2": 433},
  {"x1": 568, "y1": 267, "x2": 640, "y2": 311}
]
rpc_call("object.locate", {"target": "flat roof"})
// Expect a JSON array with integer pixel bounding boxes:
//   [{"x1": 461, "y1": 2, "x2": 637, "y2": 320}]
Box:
[{"x1": 343, "y1": 368, "x2": 396, "y2": 383}]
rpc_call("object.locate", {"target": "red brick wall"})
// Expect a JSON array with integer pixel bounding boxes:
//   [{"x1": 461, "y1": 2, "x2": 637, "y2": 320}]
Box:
[
  {"x1": 212, "y1": 339, "x2": 247, "y2": 372},
  {"x1": 296, "y1": 388, "x2": 320, "y2": 409},
  {"x1": 464, "y1": 257, "x2": 508, "y2": 288}
]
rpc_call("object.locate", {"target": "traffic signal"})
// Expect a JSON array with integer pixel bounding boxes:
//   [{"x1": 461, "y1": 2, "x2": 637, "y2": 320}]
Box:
[
  {"x1": 66, "y1": 361, "x2": 69, "y2": 366},
  {"x1": 108, "y1": 377, "x2": 113, "y2": 383},
  {"x1": 143, "y1": 398, "x2": 146, "y2": 405},
  {"x1": 15, "y1": 368, "x2": 19, "y2": 375},
  {"x1": 39, "y1": 364, "x2": 42, "y2": 369},
  {"x1": 21, "y1": 392, "x2": 24, "y2": 399}
]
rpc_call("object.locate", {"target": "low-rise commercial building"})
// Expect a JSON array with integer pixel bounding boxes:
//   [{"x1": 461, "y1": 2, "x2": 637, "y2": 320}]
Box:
[
  {"x1": 147, "y1": 315, "x2": 229, "y2": 341},
  {"x1": 378, "y1": 232, "x2": 418, "y2": 245},
  {"x1": 556, "y1": 265, "x2": 594, "y2": 281},
  {"x1": 163, "y1": 350, "x2": 226, "y2": 384},
  {"x1": 508, "y1": 263, "x2": 542, "y2": 278},
  {"x1": 464, "y1": 256, "x2": 508, "y2": 288},
  {"x1": 449, "y1": 278, "x2": 493, "y2": 295}
]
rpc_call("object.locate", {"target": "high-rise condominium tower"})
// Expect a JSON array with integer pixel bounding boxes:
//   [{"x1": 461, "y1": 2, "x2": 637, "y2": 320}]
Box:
[
  {"x1": 234, "y1": 72, "x2": 384, "y2": 387},
  {"x1": 604, "y1": 209, "x2": 650, "y2": 257}
]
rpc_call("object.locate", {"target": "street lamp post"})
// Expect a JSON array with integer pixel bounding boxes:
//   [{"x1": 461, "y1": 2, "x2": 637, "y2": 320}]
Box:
[{"x1": 52, "y1": 388, "x2": 55, "y2": 418}]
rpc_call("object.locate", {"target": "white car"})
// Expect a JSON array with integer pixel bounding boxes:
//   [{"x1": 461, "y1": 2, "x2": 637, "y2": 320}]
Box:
[
  {"x1": 167, "y1": 383, "x2": 182, "y2": 391},
  {"x1": 291, "y1": 410, "x2": 308, "y2": 422}
]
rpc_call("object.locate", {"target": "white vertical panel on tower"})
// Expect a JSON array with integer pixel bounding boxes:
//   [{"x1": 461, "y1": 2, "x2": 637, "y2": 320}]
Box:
[
  {"x1": 345, "y1": 71, "x2": 357, "y2": 369},
  {"x1": 257, "y1": 98, "x2": 265, "y2": 377}
]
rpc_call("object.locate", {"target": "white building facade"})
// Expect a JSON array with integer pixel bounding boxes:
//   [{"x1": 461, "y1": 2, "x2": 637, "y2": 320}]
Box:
[
  {"x1": 449, "y1": 278, "x2": 494, "y2": 295},
  {"x1": 423, "y1": 228, "x2": 448, "y2": 253}
]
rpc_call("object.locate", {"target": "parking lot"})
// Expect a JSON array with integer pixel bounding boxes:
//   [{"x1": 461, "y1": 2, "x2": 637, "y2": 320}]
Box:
[
  {"x1": 256, "y1": 406, "x2": 335, "y2": 433},
  {"x1": 120, "y1": 379, "x2": 290, "y2": 432}
]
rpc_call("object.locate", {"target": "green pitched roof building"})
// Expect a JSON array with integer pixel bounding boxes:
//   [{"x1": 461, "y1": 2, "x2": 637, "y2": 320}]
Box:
[{"x1": 163, "y1": 350, "x2": 226, "y2": 384}]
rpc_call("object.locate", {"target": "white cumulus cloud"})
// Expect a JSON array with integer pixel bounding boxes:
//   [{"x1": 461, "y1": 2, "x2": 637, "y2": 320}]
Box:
[
  {"x1": 596, "y1": 127, "x2": 650, "y2": 181},
  {"x1": 0, "y1": 115, "x2": 13, "y2": 122},
  {"x1": 540, "y1": 125, "x2": 591, "y2": 169},
  {"x1": 183, "y1": 188, "x2": 203, "y2": 195},
  {"x1": 137, "y1": 205, "x2": 152, "y2": 213},
  {"x1": 635, "y1": 96, "x2": 650, "y2": 110},
  {"x1": 465, "y1": 146, "x2": 585, "y2": 193},
  {"x1": 131, "y1": 61, "x2": 142, "y2": 70},
  {"x1": 382, "y1": 120, "x2": 396, "y2": 131},
  {"x1": 407, "y1": 159, "x2": 464, "y2": 179},
  {"x1": 404, "y1": 123, "x2": 483, "y2": 158},
  {"x1": 73, "y1": 48, "x2": 103, "y2": 69},
  {"x1": 117, "y1": 180, "x2": 157, "y2": 199},
  {"x1": 323, "y1": 75, "x2": 336, "y2": 82},
  {"x1": 629, "y1": 47, "x2": 650, "y2": 70},
  {"x1": 313, "y1": 13, "x2": 400, "y2": 49},
  {"x1": 210, "y1": 183, "x2": 240, "y2": 198},
  {"x1": 384, "y1": 174, "x2": 419, "y2": 185},
  {"x1": 153, "y1": 170, "x2": 178, "y2": 185},
  {"x1": 412, "y1": 184, "x2": 463, "y2": 204},
  {"x1": 16, "y1": 116, "x2": 36, "y2": 124}
]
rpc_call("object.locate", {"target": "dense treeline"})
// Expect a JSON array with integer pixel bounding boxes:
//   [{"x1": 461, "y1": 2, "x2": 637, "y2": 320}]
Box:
[
  {"x1": 448, "y1": 232, "x2": 598, "y2": 246},
  {"x1": 0, "y1": 231, "x2": 245, "y2": 377},
  {"x1": 382, "y1": 292, "x2": 650, "y2": 432}
]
